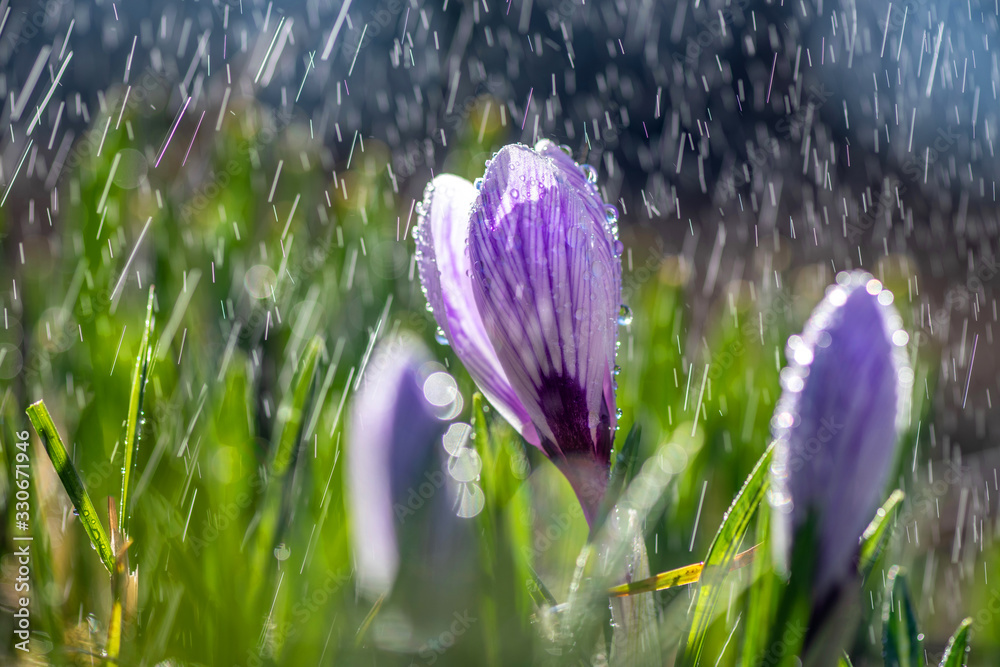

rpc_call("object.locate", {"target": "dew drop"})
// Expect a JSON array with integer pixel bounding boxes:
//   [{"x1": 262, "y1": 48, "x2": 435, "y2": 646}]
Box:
[
  {"x1": 604, "y1": 204, "x2": 618, "y2": 224},
  {"x1": 474, "y1": 177, "x2": 484, "y2": 190},
  {"x1": 614, "y1": 239, "x2": 625, "y2": 255},
  {"x1": 435, "y1": 328, "x2": 449, "y2": 346},
  {"x1": 510, "y1": 188, "x2": 519, "y2": 199},
  {"x1": 582, "y1": 164, "x2": 598, "y2": 184},
  {"x1": 613, "y1": 364, "x2": 622, "y2": 376},
  {"x1": 559, "y1": 144, "x2": 572, "y2": 156},
  {"x1": 617, "y1": 304, "x2": 633, "y2": 326},
  {"x1": 615, "y1": 408, "x2": 623, "y2": 419}
]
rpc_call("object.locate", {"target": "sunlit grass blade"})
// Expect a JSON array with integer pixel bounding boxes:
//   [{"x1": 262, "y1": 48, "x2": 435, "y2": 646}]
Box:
[
  {"x1": 678, "y1": 442, "x2": 775, "y2": 667},
  {"x1": 840, "y1": 652, "x2": 855, "y2": 666},
  {"x1": 938, "y1": 617, "x2": 972, "y2": 667},
  {"x1": 883, "y1": 566, "x2": 925, "y2": 667},
  {"x1": 105, "y1": 498, "x2": 134, "y2": 666},
  {"x1": 269, "y1": 335, "x2": 325, "y2": 478},
  {"x1": 740, "y1": 507, "x2": 777, "y2": 666},
  {"x1": 858, "y1": 489, "x2": 905, "y2": 577},
  {"x1": 119, "y1": 285, "x2": 155, "y2": 538},
  {"x1": 472, "y1": 393, "x2": 503, "y2": 667},
  {"x1": 607, "y1": 544, "x2": 759, "y2": 597},
  {"x1": 593, "y1": 423, "x2": 641, "y2": 537},
  {"x1": 246, "y1": 335, "x2": 325, "y2": 634},
  {"x1": 26, "y1": 400, "x2": 115, "y2": 573}
]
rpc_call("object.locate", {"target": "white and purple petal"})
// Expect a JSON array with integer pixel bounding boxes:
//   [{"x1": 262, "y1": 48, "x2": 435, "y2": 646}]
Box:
[
  {"x1": 770, "y1": 271, "x2": 911, "y2": 598},
  {"x1": 468, "y1": 143, "x2": 621, "y2": 520},
  {"x1": 415, "y1": 173, "x2": 540, "y2": 446}
]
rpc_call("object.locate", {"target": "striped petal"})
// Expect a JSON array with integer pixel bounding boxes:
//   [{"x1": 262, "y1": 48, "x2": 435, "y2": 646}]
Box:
[
  {"x1": 770, "y1": 271, "x2": 910, "y2": 599},
  {"x1": 468, "y1": 143, "x2": 621, "y2": 520},
  {"x1": 415, "y1": 173, "x2": 539, "y2": 446}
]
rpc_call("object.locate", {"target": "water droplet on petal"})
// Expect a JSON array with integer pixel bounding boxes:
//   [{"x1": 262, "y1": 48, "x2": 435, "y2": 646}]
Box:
[
  {"x1": 617, "y1": 304, "x2": 633, "y2": 326},
  {"x1": 510, "y1": 188, "x2": 519, "y2": 199},
  {"x1": 613, "y1": 364, "x2": 622, "y2": 376},
  {"x1": 604, "y1": 204, "x2": 618, "y2": 225},
  {"x1": 614, "y1": 240, "x2": 625, "y2": 255},
  {"x1": 582, "y1": 164, "x2": 598, "y2": 184},
  {"x1": 559, "y1": 144, "x2": 573, "y2": 156},
  {"x1": 435, "y1": 328, "x2": 449, "y2": 346},
  {"x1": 474, "y1": 177, "x2": 484, "y2": 190}
]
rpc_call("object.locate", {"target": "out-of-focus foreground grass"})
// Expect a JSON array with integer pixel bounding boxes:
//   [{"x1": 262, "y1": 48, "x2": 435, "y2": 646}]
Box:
[{"x1": 0, "y1": 90, "x2": 989, "y2": 665}]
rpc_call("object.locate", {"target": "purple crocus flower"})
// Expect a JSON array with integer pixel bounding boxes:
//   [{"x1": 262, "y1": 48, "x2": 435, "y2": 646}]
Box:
[
  {"x1": 416, "y1": 140, "x2": 622, "y2": 524},
  {"x1": 347, "y1": 335, "x2": 452, "y2": 598},
  {"x1": 770, "y1": 271, "x2": 911, "y2": 599}
]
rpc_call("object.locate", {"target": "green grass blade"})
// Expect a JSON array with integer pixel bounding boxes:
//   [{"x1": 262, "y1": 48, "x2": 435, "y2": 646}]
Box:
[
  {"x1": 938, "y1": 617, "x2": 972, "y2": 667},
  {"x1": 883, "y1": 566, "x2": 925, "y2": 667},
  {"x1": 26, "y1": 400, "x2": 115, "y2": 573},
  {"x1": 679, "y1": 442, "x2": 775, "y2": 667},
  {"x1": 270, "y1": 335, "x2": 325, "y2": 477},
  {"x1": 119, "y1": 285, "x2": 155, "y2": 538},
  {"x1": 740, "y1": 504, "x2": 777, "y2": 666},
  {"x1": 858, "y1": 489, "x2": 905, "y2": 578},
  {"x1": 840, "y1": 652, "x2": 855, "y2": 667}
]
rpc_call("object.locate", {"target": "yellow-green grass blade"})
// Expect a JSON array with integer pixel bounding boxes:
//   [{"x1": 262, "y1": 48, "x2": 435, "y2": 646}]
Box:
[
  {"x1": 119, "y1": 285, "x2": 156, "y2": 538},
  {"x1": 858, "y1": 489, "x2": 905, "y2": 577},
  {"x1": 679, "y1": 442, "x2": 775, "y2": 667},
  {"x1": 938, "y1": 617, "x2": 973, "y2": 667},
  {"x1": 607, "y1": 544, "x2": 760, "y2": 597},
  {"x1": 26, "y1": 400, "x2": 115, "y2": 573},
  {"x1": 740, "y1": 506, "x2": 778, "y2": 666}
]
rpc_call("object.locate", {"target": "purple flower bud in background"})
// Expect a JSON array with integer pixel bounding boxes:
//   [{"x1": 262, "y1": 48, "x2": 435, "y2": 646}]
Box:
[
  {"x1": 770, "y1": 271, "x2": 912, "y2": 599},
  {"x1": 416, "y1": 140, "x2": 623, "y2": 524},
  {"x1": 347, "y1": 334, "x2": 454, "y2": 599}
]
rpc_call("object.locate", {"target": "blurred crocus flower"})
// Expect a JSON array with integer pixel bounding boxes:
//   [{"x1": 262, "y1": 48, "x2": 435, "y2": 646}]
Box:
[
  {"x1": 347, "y1": 334, "x2": 463, "y2": 600},
  {"x1": 416, "y1": 140, "x2": 622, "y2": 524},
  {"x1": 770, "y1": 271, "x2": 911, "y2": 599}
]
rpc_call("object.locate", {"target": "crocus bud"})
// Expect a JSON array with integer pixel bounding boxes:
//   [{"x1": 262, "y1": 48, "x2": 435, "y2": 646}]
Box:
[
  {"x1": 416, "y1": 140, "x2": 622, "y2": 524},
  {"x1": 346, "y1": 334, "x2": 454, "y2": 599},
  {"x1": 770, "y1": 271, "x2": 911, "y2": 599}
]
